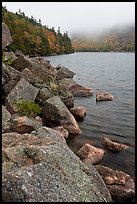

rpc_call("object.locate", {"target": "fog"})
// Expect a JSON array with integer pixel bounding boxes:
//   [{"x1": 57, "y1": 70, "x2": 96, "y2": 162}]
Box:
[{"x1": 2, "y1": 2, "x2": 135, "y2": 37}]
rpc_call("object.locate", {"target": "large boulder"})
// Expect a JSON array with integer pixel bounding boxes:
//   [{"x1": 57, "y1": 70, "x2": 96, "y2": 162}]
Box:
[
  {"x1": 6, "y1": 78, "x2": 39, "y2": 114},
  {"x1": 2, "y1": 22, "x2": 13, "y2": 48},
  {"x1": 101, "y1": 137, "x2": 128, "y2": 152},
  {"x1": 95, "y1": 165, "x2": 135, "y2": 201},
  {"x1": 42, "y1": 96, "x2": 81, "y2": 135},
  {"x1": 76, "y1": 143, "x2": 105, "y2": 165},
  {"x1": 2, "y1": 128, "x2": 112, "y2": 202}
]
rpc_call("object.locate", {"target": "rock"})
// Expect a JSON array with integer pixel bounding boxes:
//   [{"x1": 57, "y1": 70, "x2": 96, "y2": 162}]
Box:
[
  {"x1": 2, "y1": 128, "x2": 111, "y2": 202},
  {"x1": 96, "y1": 92, "x2": 113, "y2": 102},
  {"x1": 70, "y1": 106, "x2": 86, "y2": 119},
  {"x1": 42, "y1": 96, "x2": 81, "y2": 135},
  {"x1": 3, "y1": 51, "x2": 17, "y2": 63},
  {"x1": 95, "y1": 165, "x2": 135, "y2": 201},
  {"x1": 10, "y1": 114, "x2": 43, "y2": 134},
  {"x1": 2, "y1": 63, "x2": 20, "y2": 84},
  {"x1": 2, "y1": 22, "x2": 13, "y2": 48},
  {"x1": 36, "y1": 87, "x2": 54, "y2": 104},
  {"x1": 53, "y1": 126, "x2": 69, "y2": 140},
  {"x1": 10, "y1": 55, "x2": 34, "y2": 72},
  {"x1": 101, "y1": 137, "x2": 128, "y2": 152},
  {"x1": 20, "y1": 68, "x2": 43, "y2": 85},
  {"x1": 15, "y1": 49, "x2": 25, "y2": 57},
  {"x1": 69, "y1": 83, "x2": 93, "y2": 97},
  {"x1": 76, "y1": 143, "x2": 105, "y2": 165},
  {"x1": 56, "y1": 64, "x2": 75, "y2": 80},
  {"x1": 2, "y1": 106, "x2": 11, "y2": 133},
  {"x1": 6, "y1": 78, "x2": 39, "y2": 114}
]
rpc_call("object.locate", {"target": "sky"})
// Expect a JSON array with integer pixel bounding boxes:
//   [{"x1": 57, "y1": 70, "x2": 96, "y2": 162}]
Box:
[{"x1": 2, "y1": 2, "x2": 135, "y2": 37}]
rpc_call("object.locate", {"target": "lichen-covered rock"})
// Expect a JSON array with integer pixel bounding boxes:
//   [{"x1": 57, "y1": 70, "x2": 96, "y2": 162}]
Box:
[
  {"x1": 2, "y1": 106, "x2": 11, "y2": 133},
  {"x1": 10, "y1": 114, "x2": 43, "y2": 134},
  {"x1": 101, "y1": 137, "x2": 128, "y2": 152},
  {"x1": 70, "y1": 106, "x2": 86, "y2": 119},
  {"x1": 2, "y1": 22, "x2": 13, "y2": 48},
  {"x1": 2, "y1": 127, "x2": 112, "y2": 202},
  {"x1": 42, "y1": 96, "x2": 81, "y2": 135},
  {"x1": 6, "y1": 78, "x2": 39, "y2": 114},
  {"x1": 77, "y1": 143, "x2": 105, "y2": 165},
  {"x1": 56, "y1": 64, "x2": 75, "y2": 80},
  {"x1": 95, "y1": 165, "x2": 135, "y2": 201},
  {"x1": 96, "y1": 92, "x2": 113, "y2": 102}
]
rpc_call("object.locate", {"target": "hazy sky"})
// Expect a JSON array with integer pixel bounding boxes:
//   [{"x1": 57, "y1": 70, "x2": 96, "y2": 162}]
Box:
[{"x1": 2, "y1": 2, "x2": 135, "y2": 36}]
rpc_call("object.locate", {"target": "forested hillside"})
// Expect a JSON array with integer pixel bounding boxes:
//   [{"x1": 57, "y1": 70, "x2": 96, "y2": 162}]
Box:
[
  {"x1": 71, "y1": 25, "x2": 135, "y2": 52},
  {"x1": 2, "y1": 6, "x2": 74, "y2": 56}
]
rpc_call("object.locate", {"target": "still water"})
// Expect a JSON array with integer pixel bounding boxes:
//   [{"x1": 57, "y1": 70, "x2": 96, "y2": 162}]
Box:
[{"x1": 45, "y1": 52, "x2": 135, "y2": 180}]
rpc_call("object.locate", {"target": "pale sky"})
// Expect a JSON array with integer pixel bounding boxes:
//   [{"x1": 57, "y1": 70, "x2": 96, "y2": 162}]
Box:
[{"x1": 2, "y1": 2, "x2": 135, "y2": 36}]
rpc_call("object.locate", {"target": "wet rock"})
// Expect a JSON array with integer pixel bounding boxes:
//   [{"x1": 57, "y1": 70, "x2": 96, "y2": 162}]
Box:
[
  {"x1": 2, "y1": 22, "x2": 13, "y2": 48},
  {"x1": 95, "y1": 165, "x2": 135, "y2": 201},
  {"x1": 2, "y1": 106, "x2": 11, "y2": 133},
  {"x1": 10, "y1": 114, "x2": 43, "y2": 134},
  {"x1": 6, "y1": 78, "x2": 39, "y2": 114},
  {"x1": 96, "y1": 92, "x2": 113, "y2": 102},
  {"x1": 70, "y1": 106, "x2": 86, "y2": 119},
  {"x1": 101, "y1": 137, "x2": 128, "y2": 152},
  {"x1": 53, "y1": 126, "x2": 69, "y2": 140},
  {"x1": 76, "y1": 143, "x2": 105, "y2": 165},
  {"x1": 56, "y1": 64, "x2": 75, "y2": 80},
  {"x1": 43, "y1": 96, "x2": 81, "y2": 135},
  {"x1": 69, "y1": 83, "x2": 93, "y2": 97}
]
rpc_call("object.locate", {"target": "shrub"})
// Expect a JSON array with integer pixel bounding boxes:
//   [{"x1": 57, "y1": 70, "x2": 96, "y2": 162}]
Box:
[{"x1": 16, "y1": 100, "x2": 42, "y2": 117}]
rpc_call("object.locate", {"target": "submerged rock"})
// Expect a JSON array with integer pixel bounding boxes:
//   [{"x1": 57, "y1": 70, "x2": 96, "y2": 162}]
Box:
[
  {"x1": 76, "y1": 143, "x2": 105, "y2": 165},
  {"x1": 95, "y1": 165, "x2": 135, "y2": 201},
  {"x1": 96, "y1": 92, "x2": 113, "y2": 101},
  {"x1": 101, "y1": 136, "x2": 128, "y2": 152},
  {"x1": 70, "y1": 106, "x2": 86, "y2": 119}
]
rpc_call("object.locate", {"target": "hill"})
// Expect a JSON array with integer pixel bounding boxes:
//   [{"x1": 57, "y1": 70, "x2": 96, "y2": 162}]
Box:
[
  {"x1": 71, "y1": 24, "x2": 135, "y2": 52},
  {"x1": 2, "y1": 6, "x2": 74, "y2": 56}
]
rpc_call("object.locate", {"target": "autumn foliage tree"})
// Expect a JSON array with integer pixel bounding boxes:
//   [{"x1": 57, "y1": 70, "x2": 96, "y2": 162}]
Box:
[{"x1": 2, "y1": 6, "x2": 74, "y2": 56}]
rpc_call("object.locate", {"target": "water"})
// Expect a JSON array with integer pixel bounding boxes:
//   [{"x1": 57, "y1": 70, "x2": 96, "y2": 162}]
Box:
[{"x1": 45, "y1": 52, "x2": 135, "y2": 181}]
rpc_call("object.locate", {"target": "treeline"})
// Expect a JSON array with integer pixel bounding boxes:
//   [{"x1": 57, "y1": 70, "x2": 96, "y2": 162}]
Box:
[
  {"x1": 2, "y1": 6, "x2": 74, "y2": 56},
  {"x1": 72, "y1": 27, "x2": 135, "y2": 52}
]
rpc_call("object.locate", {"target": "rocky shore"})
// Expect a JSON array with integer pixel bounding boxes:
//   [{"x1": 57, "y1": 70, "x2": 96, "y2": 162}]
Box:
[{"x1": 2, "y1": 22, "x2": 135, "y2": 202}]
